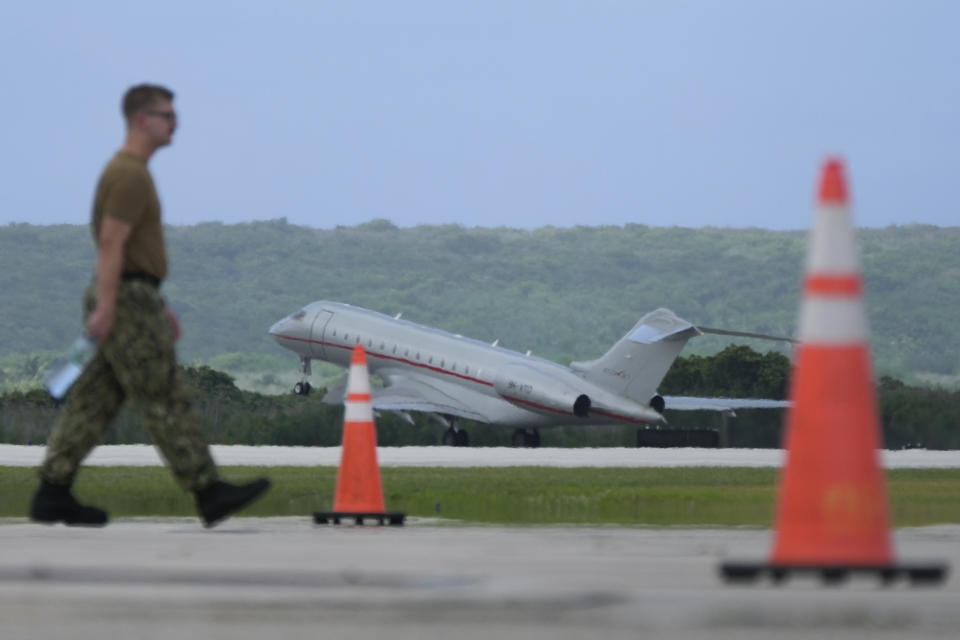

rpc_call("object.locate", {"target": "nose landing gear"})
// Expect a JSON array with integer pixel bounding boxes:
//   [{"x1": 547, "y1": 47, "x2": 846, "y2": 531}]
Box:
[
  {"x1": 293, "y1": 356, "x2": 313, "y2": 395},
  {"x1": 293, "y1": 381, "x2": 312, "y2": 395}
]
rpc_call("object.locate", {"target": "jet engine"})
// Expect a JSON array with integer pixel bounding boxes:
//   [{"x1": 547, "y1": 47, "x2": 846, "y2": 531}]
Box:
[
  {"x1": 493, "y1": 363, "x2": 591, "y2": 418},
  {"x1": 649, "y1": 395, "x2": 665, "y2": 413},
  {"x1": 588, "y1": 393, "x2": 665, "y2": 425}
]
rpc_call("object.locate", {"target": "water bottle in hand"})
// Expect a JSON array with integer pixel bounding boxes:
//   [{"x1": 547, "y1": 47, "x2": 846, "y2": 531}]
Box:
[{"x1": 44, "y1": 336, "x2": 96, "y2": 399}]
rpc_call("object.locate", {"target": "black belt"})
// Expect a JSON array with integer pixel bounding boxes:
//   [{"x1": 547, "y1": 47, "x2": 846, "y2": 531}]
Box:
[{"x1": 121, "y1": 270, "x2": 162, "y2": 288}]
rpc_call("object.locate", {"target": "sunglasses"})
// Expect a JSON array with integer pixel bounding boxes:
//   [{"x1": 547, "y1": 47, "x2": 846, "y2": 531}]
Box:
[{"x1": 144, "y1": 110, "x2": 177, "y2": 122}]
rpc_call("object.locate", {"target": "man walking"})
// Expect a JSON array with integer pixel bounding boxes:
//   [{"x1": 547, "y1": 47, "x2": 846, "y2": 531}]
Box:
[{"x1": 30, "y1": 84, "x2": 269, "y2": 527}]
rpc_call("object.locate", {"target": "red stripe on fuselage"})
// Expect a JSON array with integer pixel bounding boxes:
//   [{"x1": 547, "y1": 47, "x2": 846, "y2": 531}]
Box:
[
  {"x1": 499, "y1": 394, "x2": 574, "y2": 417},
  {"x1": 273, "y1": 334, "x2": 495, "y2": 387}
]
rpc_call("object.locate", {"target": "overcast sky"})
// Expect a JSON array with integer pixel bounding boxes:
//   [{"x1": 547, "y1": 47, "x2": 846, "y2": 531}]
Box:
[{"x1": 2, "y1": 1, "x2": 957, "y2": 231}]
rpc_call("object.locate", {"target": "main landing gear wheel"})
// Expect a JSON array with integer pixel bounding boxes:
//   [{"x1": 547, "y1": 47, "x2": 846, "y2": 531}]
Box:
[
  {"x1": 442, "y1": 427, "x2": 469, "y2": 447},
  {"x1": 512, "y1": 428, "x2": 541, "y2": 448},
  {"x1": 293, "y1": 381, "x2": 312, "y2": 396}
]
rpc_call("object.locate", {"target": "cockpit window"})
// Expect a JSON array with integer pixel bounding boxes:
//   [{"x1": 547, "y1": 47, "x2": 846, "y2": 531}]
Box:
[{"x1": 291, "y1": 310, "x2": 307, "y2": 320}]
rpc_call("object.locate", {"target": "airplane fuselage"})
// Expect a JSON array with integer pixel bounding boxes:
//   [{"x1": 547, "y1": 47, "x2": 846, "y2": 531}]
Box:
[{"x1": 269, "y1": 301, "x2": 663, "y2": 428}]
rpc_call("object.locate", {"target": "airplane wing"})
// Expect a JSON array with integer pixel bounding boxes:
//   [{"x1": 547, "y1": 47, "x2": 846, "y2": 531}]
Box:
[
  {"x1": 322, "y1": 370, "x2": 492, "y2": 423},
  {"x1": 662, "y1": 396, "x2": 790, "y2": 412},
  {"x1": 658, "y1": 324, "x2": 793, "y2": 414},
  {"x1": 372, "y1": 380, "x2": 491, "y2": 422}
]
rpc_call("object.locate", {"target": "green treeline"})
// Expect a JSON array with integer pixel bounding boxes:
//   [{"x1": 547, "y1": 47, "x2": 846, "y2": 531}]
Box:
[
  {"x1": 1, "y1": 220, "x2": 957, "y2": 448},
  {"x1": 1, "y1": 220, "x2": 959, "y2": 387},
  {"x1": 3, "y1": 346, "x2": 958, "y2": 449}
]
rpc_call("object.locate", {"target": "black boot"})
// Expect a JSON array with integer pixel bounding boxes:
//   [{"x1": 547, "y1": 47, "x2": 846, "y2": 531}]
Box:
[
  {"x1": 29, "y1": 479, "x2": 109, "y2": 527},
  {"x1": 195, "y1": 478, "x2": 271, "y2": 528}
]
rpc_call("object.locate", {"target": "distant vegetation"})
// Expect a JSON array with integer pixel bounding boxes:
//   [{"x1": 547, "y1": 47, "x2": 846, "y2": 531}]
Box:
[
  {"x1": 1, "y1": 220, "x2": 958, "y2": 395},
  {"x1": 3, "y1": 346, "x2": 958, "y2": 449},
  {"x1": 1, "y1": 220, "x2": 958, "y2": 448}
]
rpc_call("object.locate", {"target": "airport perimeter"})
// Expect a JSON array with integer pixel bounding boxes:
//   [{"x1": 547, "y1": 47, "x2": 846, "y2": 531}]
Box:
[
  {"x1": 1, "y1": 446, "x2": 957, "y2": 638},
  {"x1": 0, "y1": 517, "x2": 957, "y2": 640},
  {"x1": 3, "y1": 444, "x2": 960, "y2": 468}
]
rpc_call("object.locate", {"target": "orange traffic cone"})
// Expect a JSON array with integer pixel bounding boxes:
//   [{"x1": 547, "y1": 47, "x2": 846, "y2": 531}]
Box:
[
  {"x1": 773, "y1": 157, "x2": 892, "y2": 566},
  {"x1": 314, "y1": 345, "x2": 405, "y2": 526},
  {"x1": 721, "y1": 158, "x2": 946, "y2": 585}
]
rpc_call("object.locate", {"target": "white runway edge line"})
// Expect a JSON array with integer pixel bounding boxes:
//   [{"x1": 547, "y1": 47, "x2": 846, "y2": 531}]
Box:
[{"x1": 1, "y1": 445, "x2": 959, "y2": 468}]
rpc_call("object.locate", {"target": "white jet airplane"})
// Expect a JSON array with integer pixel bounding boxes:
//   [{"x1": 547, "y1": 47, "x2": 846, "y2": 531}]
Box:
[{"x1": 269, "y1": 302, "x2": 790, "y2": 447}]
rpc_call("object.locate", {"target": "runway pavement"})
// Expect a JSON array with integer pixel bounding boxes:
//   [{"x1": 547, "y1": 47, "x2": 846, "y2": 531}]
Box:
[
  {"x1": 2, "y1": 444, "x2": 959, "y2": 468},
  {"x1": 0, "y1": 517, "x2": 956, "y2": 639}
]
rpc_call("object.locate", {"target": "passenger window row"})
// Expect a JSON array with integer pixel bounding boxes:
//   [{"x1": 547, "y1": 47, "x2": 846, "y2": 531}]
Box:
[{"x1": 327, "y1": 326, "x2": 468, "y2": 375}]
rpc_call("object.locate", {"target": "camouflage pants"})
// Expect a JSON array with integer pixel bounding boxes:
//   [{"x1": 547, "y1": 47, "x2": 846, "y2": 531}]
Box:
[{"x1": 40, "y1": 280, "x2": 218, "y2": 492}]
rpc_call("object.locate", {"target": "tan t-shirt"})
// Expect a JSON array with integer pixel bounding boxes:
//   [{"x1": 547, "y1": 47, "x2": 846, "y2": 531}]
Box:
[{"x1": 90, "y1": 151, "x2": 168, "y2": 280}]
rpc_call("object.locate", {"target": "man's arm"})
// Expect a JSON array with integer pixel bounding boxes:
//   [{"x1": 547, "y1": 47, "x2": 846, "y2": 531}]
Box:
[{"x1": 86, "y1": 217, "x2": 131, "y2": 343}]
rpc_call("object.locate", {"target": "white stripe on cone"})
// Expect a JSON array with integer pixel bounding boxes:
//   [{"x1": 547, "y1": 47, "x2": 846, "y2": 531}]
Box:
[
  {"x1": 344, "y1": 359, "x2": 374, "y2": 423},
  {"x1": 806, "y1": 205, "x2": 862, "y2": 273},
  {"x1": 798, "y1": 298, "x2": 869, "y2": 344},
  {"x1": 798, "y1": 179, "x2": 869, "y2": 346},
  {"x1": 345, "y1": 397, "x2": 374, "y2": 423}
]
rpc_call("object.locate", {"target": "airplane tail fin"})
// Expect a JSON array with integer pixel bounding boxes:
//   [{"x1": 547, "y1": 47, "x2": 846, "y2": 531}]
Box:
[{"x1": 570, "y1": 308, "x2": 700, "y2": 406}]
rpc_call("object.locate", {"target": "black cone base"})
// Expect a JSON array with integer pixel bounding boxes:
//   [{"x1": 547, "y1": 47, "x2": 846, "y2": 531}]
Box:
[
  {"x1": 313, "y1": 511, "x2": 406, "y2": 526},
  {"x1": 720, "y1": 561, "x2": 948, "y2": 586}
]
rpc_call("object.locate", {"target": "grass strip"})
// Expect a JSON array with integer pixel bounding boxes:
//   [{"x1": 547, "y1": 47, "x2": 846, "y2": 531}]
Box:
[{"x1": 1, "y1": 466, "x2": 958, "y2": 527}]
